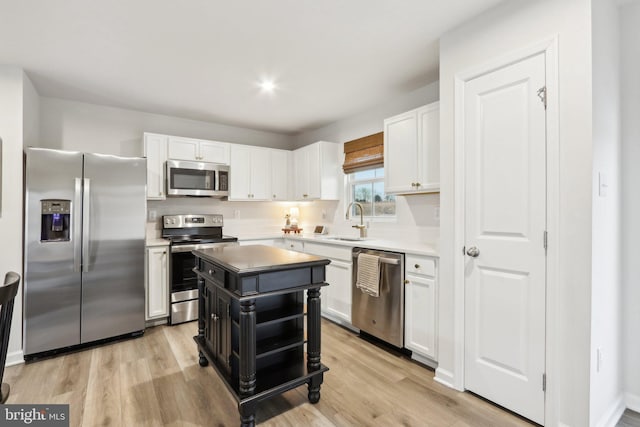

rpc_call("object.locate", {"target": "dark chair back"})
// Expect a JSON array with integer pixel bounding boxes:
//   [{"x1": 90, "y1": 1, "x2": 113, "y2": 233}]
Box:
[{"x1": 0, "y1": 272, "x2": 20, "y2": 402}]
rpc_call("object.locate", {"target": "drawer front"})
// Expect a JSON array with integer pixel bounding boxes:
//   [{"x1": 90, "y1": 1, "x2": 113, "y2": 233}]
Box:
[
  {"x1": 405, "y1": 254, "x2": 436, "y2": 277},
  {"x1": 200, "y1": 259, "x2": 226, "y2": 284},
  {"x1": 284, "y1": 239, "x2": 304, "y2": 252},
  {"x1": 303, "y1": 242, "x2": 351, "y2": 262}
]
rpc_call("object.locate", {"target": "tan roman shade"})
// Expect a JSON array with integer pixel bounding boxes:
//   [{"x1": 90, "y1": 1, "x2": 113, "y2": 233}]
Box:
[{"x1": 342, "y1": 132, "x2": 384, "y2": 174}]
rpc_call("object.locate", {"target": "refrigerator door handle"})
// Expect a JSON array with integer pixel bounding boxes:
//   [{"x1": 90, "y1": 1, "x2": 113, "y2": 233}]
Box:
[
  {"x1": 82, "y1": 178, "x2": 91, "y2": 273},
  {"x1": 73, "y1": 178, "x2": 83, "y2": 272}
]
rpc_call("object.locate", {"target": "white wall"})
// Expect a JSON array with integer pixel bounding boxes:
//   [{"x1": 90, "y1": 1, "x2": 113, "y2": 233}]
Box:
[
  {"x1": 293, "y1": 82, "x2": 439, "y2": 149},
  {"x1": 590, "y1": 0, "x2": 624, "y2": 425},
  {"x1": 621, "y1": 0, "x2": 640, "y2": 413},
  {"x1": 438, "y1": 1, "x2": 593, "y2": 426},
  {"x1": 38, "y1": 97, "x2": 295, "y2": 156},
  {"x1": 0, "y1": 66, "x2": 37, "y2": 365}
]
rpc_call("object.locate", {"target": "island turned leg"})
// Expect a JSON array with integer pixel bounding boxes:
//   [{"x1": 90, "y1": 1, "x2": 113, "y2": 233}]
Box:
[
  {"x1": 239, "y1": 402, "x2": 257, "y2": 427},
  {"x1": 238, "y1": 299, "x2": 257, "y2": 426},
  {"x1": 307, "y1": 287, "x2": 323, "y2": 403},
  {"x1": 197, "y1": 277, "x2": 208, "y2": 367},
  {"x1": 239, "y1": 299, "x2": 257, "y2": 395}
]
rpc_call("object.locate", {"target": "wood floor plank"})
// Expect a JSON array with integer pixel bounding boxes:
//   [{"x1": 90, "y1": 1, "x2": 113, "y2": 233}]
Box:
[
  {"x1": 119, "y1": 358, "x2": 164, "y2": 426},
  {"x1": 3, "y1": 319, "x2": 538, "y2": 427},
  {"x1": 83, "y1": 344, "x2": 122, "y2": 427}
]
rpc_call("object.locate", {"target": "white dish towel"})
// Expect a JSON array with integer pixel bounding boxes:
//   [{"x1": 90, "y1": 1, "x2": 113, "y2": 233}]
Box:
[{"x1": 356, "y1": 253, "x2": 381, "y2": 297}]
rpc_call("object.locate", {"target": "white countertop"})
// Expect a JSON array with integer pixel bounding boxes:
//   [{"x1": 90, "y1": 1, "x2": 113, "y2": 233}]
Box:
[
  {"x1": 146, "y1": 237, "x2": 170, "y2": 247},
  {"x1": 238, "y1": 233, "x2": 439, "y2": 257},
  {"x1": 145, "y1": 232, "x2": 439, "y2": 257}
]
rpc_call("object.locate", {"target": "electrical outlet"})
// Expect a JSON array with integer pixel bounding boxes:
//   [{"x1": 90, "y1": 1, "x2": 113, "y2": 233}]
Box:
[
  {"x1": 234, "y1": 210, "x2": 240, "y2": 219},
  {"x1": 148, "y1": 210, "x2": 157, "y2": 221},
  {"x1": 321, "y1": 209, "x2": 326, "y2": 220}
]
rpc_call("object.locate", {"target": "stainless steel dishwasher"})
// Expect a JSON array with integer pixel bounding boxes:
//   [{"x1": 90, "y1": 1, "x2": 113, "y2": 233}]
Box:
[{"x1": 351, "y1": 247, "x2": 405, "y2": 347}]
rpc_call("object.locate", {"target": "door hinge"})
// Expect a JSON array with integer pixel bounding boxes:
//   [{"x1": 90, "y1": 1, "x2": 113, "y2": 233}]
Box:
[
  {"x1": 537, "y1": 86, "x2": 547, "y2": 109},
  {"x1": 542, "y1": 373, "x2": 547, "y2": 392},
  {"x1": 543, "y1": 230, "x2": 548, "y2": 252}
]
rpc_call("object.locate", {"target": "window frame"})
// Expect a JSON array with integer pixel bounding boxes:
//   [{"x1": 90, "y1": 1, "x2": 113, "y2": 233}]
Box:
[{"x1": 347, "y1": 167, "x2": 397, "y2": 222}]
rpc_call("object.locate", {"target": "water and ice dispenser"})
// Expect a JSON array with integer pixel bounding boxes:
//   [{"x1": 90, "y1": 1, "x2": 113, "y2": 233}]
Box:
[{"x1": 40, "y1": 200, "x2": 71, "y2": 242}]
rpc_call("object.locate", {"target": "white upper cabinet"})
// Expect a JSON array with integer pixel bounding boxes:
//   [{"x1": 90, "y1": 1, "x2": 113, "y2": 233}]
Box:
[
  {"x1": 293, "y1": 141, "x2": 341, "y2": 201},
  {"x1": 229, "y1": 144, "x2": 271, "y2": 200},
  {"x1": 384, "y1": 102, "x2": 439, "y2": 194},
  {"x1": 168, "y1": 136, "x2": 230, "y2": 164},
  {"x1": 270, "y1": 149, "x2": 291, "y2": 201},
  {"x1": 143, "y1": 133, "x2": 168, "y2": 200}
]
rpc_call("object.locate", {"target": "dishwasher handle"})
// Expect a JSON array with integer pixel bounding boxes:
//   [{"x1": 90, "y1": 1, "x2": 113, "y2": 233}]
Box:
[{"x1": 352, "y1": 253, "x2": 400, "y2": 265}]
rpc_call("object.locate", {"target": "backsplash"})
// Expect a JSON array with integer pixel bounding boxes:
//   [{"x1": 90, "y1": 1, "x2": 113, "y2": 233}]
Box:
[
  {"x1": 300, "y1": 194, "x2": 440, "y2": 244},
  {"x1": 147, "y1": 193, "x2": 439, "y2": 245},
  {"x1": 147, "y1": 198, "x2": 301, "y2": 239}
]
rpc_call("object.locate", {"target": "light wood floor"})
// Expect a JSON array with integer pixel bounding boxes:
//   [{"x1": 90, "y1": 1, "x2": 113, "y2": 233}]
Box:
[{"x1": 4, "y1": 320, "x2": 537, "y2": 427}]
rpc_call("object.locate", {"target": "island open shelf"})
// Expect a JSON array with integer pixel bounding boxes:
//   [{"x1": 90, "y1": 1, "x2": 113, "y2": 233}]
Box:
[{"x1": 192, "y1": 244, "x2": 330, "y2": 427}]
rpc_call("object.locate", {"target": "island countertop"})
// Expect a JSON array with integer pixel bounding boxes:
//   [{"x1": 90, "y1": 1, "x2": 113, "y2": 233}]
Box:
[{"x1": 193, "y1": 244, "x2": 330, "y2": 275}]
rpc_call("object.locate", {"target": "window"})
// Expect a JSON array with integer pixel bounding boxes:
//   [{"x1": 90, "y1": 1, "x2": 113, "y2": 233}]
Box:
[{"x1": 349, "y1": 167, "x2": 396, "y2": 218}]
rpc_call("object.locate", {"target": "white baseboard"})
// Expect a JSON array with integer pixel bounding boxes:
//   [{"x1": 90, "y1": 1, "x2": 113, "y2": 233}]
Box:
[
  {"x1": 5, "y1": 349, "x2": 24, "y2": 367},
  {"x1": 410, "y1": 352, "x2": 438, "y2": 370},
  {"x1": 145, "y1": 317, "x2": 168, "y2": 328},
  {"x1": 626, "y1": 392, "x2": 640, "y2": 413},
  {"x1": 595, "y1": 394, "x2": 626, "y2": 427},
  {"x1": 434, "y1": 367, "x2": 458, "y2": 389}
]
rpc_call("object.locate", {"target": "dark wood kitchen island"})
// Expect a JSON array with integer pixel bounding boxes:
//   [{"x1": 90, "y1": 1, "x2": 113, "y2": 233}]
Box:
[{"x1": 192, "y1": 244, "x2": 330, "y2": 427}]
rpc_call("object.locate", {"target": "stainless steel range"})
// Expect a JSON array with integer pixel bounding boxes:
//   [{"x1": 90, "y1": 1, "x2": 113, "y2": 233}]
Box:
[{"x1": 162, "y1": 214, "x2": 238, "y2": 324}]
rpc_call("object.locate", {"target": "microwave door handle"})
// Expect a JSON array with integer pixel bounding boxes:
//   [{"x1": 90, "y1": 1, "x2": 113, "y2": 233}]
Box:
[{"x1": 214, "y1": 169, "x2": 219, "y2": 192}]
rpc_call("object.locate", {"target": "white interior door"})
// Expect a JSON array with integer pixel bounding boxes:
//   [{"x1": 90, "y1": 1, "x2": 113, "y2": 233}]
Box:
[{"x1": 463, "y1": 52, "x2": 546, "y2": 424}]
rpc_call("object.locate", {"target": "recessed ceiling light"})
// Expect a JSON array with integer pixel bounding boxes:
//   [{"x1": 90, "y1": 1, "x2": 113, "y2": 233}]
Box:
[{"x1": 259, "y1": 79, "x2": 276, "y2": 93}]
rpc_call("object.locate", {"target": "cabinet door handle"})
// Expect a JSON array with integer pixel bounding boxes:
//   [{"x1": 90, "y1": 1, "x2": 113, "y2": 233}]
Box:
[
  {"x1": 415, "y1": 182, "x2": 421, "y2": 187},
  {"x1": 273, "y1": 194, "x2": 276, "y2": 198},
  {"x1": 211, "y1": 313, "x2": 218, "y2": 321},
  {"x1": 208, "y1": 269, "x2": 215, "y2": 275},
  {"x1": 303, "y1": 194, "x2": 308, "y2": 198},
  {"x1": 414, "y1": 264, "x2": 420, "y2": 269},
  {"x1": 411, "y1": 182, "x2": 416, "y2": 187},
  {"x1": 404, "y1": 279, "x2": 410, "y2": 284}
]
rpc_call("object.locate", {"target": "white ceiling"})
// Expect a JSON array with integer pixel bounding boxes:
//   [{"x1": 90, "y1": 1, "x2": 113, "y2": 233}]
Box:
[{"x1": 1, "y1": 0, "x2": 504, "y2": 134}]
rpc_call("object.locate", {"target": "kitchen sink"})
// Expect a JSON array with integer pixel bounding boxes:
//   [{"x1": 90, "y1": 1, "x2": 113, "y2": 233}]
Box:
[{"x1": 326, "y1": 236, "x2": 367, "y2": 242}]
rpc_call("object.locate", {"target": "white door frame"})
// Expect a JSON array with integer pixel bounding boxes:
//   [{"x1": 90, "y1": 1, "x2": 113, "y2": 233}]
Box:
[{"x1": 450, "y1": 36, "x2": 559, "y2": 424}]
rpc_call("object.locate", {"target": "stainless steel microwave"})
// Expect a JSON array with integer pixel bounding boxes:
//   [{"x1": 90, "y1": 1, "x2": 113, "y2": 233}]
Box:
[{"x1": 166, "y1": 159, "x2": 229, "y2": 197}]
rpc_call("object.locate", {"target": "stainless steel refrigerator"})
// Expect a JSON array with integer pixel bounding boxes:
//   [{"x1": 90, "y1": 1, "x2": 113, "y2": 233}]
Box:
[{"x1": 24, "y1": 147, "x2": 146, "y2": 357}]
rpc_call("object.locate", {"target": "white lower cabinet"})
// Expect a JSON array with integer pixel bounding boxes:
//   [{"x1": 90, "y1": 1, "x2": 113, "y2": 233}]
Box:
[
  {"x1": 404, "y1": 255, "x2": 438, "y2": 362},
  {"x1": 283, "y1": 238, "x2": 304, "y2": 252},
  {"x1": 302, "y1": 242, "x2": 353, "y2": 328},
  {"x1": 324, "y1": 259, "x2": 352, "y2": 325},
  {"x1": 145, "y1": 245, "x2": 169, "y2": 321},
  {"x1": 405, "y1": 275, "x2": 437, "y2": 359}
]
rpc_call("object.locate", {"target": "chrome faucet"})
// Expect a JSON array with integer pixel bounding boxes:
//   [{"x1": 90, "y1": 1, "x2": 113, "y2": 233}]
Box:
[{"x1": 346, "y1": 202, "x2": 367, "y2": 238}]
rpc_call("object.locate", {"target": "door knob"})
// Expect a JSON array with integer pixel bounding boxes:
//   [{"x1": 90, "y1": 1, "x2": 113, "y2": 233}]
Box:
[{"x1": 466, "y1": 246, "x2": 480, "y2": 257}]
